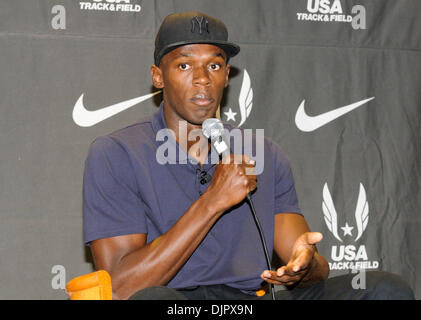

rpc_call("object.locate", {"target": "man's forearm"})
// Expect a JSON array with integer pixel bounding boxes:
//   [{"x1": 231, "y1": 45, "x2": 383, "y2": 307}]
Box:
[{"x1": 111, "y1": 192, "x2": 224, "y2": 299}]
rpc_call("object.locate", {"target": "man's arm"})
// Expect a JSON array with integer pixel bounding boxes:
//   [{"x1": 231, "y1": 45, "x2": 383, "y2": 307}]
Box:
[
  {"x1": 91, "y1": 192, "x2": 224, "y2": 300},
  {"x1": 261, "y1": 213, "x2": 329, "y2": 288},
  {"x1": 90, "y1": 154, "x2": 256, "y2": 300}
]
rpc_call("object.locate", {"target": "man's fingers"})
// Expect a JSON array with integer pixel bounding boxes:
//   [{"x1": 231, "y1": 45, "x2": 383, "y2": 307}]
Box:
[
  {"x1": 288, "y1": 249, "x2": 313, "y2": 273},
  {"x1": 242, "y1": 155, "x2": 255, "y2": 166},
  {"x1": 224, "y1": 154, "x2": 255, "y2": 166},
  {"x1": 276, "y1": 266, "x2": 286, "y2": 277},
  {"x1": 242, "y1": 155, "x2": 256, "y2": 177},
  {"x1": 304, "y1": 232, "x2": 323, "y2": 245},
  {"x1": 261, "y1": 270, "x2": 302, "y2": 286},
  {"x1": 261, "y1": 270, "x2": 284, "y2": 285}
]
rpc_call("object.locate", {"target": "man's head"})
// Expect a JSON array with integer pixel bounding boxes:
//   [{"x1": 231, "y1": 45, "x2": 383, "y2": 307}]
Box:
[{"x1": 151, "y1": 12, "x2": 240, "y2": 127}]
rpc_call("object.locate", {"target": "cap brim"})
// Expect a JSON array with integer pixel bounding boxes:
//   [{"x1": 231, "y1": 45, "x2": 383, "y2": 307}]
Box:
[{"x1": 155, "y1": 40, "x2": 240, "y2": 65}]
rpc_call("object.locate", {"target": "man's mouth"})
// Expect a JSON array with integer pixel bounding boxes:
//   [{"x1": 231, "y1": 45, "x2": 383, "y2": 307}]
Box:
[{"x1": 190, "y1": 94, "x2": 214, "y2": 106}]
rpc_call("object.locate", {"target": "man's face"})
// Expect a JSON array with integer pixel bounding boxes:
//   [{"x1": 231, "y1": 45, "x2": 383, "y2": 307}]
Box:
[{"x1": 151, "y1": 44, "x2": 230, "y2": 127}]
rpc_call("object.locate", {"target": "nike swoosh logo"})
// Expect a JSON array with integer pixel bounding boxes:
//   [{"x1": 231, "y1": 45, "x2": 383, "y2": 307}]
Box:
[
  {"x1": 73, "y1": 91, "x2": 162, "y2": 127},
  {"x1": 295, "y1": 97, "x2": 375, "y2": 132}
]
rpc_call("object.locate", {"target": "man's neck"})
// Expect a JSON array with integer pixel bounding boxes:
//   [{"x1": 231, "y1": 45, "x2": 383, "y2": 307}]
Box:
[{"x1": 164, "y1": 114, "x2": 210, "y2": 167}]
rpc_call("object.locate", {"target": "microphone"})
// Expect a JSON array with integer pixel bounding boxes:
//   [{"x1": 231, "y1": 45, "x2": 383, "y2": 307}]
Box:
[
  {"x1": 202, "y1": 118, "x2": 230, "y2": 158},
  {"x1": 201, "y1": 118, "x2": 276, "y2": 300}
]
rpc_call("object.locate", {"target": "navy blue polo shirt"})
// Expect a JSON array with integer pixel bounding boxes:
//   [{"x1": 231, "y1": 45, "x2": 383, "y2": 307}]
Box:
[{"x1": 83, "y1": 104, "x2": 301, "y2": 293}]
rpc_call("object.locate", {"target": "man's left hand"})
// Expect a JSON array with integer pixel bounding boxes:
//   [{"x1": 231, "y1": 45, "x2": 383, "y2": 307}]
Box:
[{"x1": 260, "y1": 232, "x2": 323, "y2": 287}]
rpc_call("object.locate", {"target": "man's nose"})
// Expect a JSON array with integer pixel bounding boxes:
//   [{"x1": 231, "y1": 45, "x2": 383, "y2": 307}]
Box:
[{"x1": 193, "y1": 66, "x2": 211, "y2": 86}]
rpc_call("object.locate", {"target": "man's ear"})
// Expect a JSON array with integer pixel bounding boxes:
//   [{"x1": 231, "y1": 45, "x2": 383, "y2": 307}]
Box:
[
  {"x1": 150, "y1": 65, "x2": 164, "y2": 89},
  {"x1": 224, "y1": 64, "x2": 231, "y2": 88}
]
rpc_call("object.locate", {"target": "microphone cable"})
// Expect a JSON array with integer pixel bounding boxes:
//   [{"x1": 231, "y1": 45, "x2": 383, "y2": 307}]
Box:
[
  {"x1": 197, "y1": 164, "x2": 276, "y2": 300},
  {"x1": 201, "y1": 118, "x2": 276, "y2": 300},
  {"x1": 246, "y1": 194, "x2": 276, "y2": 300}
]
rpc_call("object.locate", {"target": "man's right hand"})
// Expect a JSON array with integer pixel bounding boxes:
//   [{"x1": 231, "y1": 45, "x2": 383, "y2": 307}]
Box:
[{"x1": 205, "y1": 154, "x2": 257, "y2": 213}]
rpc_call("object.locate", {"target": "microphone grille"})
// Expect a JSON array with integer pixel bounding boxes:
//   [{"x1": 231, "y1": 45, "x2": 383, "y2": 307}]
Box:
[{"x1": 202, "y1": 118, "x2": 224, "y2": 139}]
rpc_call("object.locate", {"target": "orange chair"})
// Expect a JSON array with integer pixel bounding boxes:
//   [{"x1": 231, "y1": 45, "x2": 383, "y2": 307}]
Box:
[{"x1": 66, "y1": 270, "x2": 112, "y2": 300}]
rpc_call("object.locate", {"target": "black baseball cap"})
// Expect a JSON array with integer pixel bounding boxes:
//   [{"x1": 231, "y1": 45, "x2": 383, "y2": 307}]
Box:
[{"x1": 154, "y1": 11, "x2": 240, "y2": 66}]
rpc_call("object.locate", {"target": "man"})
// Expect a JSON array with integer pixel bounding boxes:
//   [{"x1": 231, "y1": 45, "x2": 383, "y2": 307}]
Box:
[{"x1": 83, "y1": 12, "x2": 414, "y2": 300}]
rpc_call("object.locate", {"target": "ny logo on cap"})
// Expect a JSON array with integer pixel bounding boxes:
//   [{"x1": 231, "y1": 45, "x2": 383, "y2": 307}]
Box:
[{"x1": 191, "y1": 16, "x2": 209, "y2": 34}]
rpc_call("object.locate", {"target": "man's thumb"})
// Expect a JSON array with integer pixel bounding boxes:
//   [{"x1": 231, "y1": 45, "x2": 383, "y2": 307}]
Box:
[{"x1": 305, "y1": 232, "x2": 323, "y2": 245}]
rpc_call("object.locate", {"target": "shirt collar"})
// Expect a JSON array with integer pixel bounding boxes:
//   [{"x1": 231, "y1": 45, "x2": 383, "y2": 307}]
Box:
[
  {"x1": 151, "y1": 102, "x2": 220, "y2": 168},
  {"x1": 151, "y1": 101, "x2": 167, "y2": 133}
]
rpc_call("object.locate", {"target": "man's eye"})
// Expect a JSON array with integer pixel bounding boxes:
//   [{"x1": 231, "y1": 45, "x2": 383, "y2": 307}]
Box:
[
  {"x1": 178, "y1": 63, "x2": 190, "y2": 70},
  {"x1": 210, "y1": 64, "x2": 221, "y2": 70}
]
